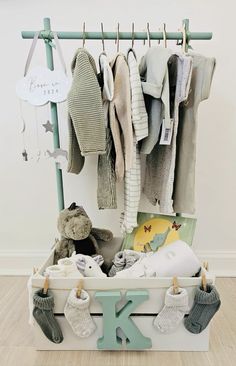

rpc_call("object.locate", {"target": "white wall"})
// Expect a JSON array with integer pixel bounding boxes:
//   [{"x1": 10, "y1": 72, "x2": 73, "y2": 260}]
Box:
[{"x1": 0, "y1": 0, "x2": 236, "y2": 275}]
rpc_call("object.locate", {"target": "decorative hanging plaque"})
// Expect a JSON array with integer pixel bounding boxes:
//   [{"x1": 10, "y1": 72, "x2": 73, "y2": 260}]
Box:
[{"x1": 16, "y1": 66, "x2": 71, "y2": 106}]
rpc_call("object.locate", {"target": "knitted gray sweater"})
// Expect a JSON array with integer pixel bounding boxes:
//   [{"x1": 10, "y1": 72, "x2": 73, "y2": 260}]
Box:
[{"x1": 67, "y1": 48, "x2": 106, "y2": 174}]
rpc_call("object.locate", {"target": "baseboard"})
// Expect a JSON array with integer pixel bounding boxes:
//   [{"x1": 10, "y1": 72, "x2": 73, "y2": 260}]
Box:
[
  {"x1": 0, "y1": 250, "x2": 49, "y2": 276},
  {"x1": 195, "y1": 250, "x2": 236, "y2": 277},
  {"x1": 0, "y1": 250, "x2": 236, "y2": 277}
]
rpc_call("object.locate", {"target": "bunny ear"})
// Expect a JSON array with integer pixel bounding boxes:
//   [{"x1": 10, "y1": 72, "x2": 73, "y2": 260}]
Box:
[
  {"x1": 93, "y1": 255, "x2": 104, "y2": 267},
  {"x1": 76, "y1": 256, "x2": 86, "y2": 273}
]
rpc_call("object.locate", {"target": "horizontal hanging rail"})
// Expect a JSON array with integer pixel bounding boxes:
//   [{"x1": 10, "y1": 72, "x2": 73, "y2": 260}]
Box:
[{"x1": 21, "y1": 30, "x2": 212, "y2": 41}]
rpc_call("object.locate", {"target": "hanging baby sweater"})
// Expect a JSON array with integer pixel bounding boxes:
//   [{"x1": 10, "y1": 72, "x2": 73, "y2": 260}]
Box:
[
  {"x1": 97, "y1": 53, "x2": 117, "y2": 209},
  {"x1": 120, "y1": 49, "x2": 148, "y2": 233},
  {"x1": 109, "y1": 53, "x2": 133, "y2": 181},
  {"x1": 144, "y1": 54, "x2": 193, "y2": 211},
  {"x1": 67, "y1": 48, "x2": 106, "y2": 174},
  {"x1": 139, "y1": 47, "x2": 172, "y2": 154},
  {"x1": 173, "y1": 53, "x2": 216, "y2": 213}
]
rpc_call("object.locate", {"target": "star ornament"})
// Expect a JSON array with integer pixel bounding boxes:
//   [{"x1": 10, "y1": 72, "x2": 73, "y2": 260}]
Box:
[{"x1": 42, "y1": 120, "x2": 53, "y2": 133}]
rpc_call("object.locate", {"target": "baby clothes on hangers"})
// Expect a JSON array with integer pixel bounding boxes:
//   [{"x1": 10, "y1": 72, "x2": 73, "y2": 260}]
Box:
[
  {"x1": 144, "y1": 54, "x2": 193, "y2": 211},
  {"x1": 109, "y1": 53, "x2": 133, "y2": 181},
  {"x1": 139, "y1": 47, "x2": 172, "y2": 154},
  {"x1": 97, "y1": 52, "x2": 117, "y2": 209},
  {"x1": 173, "y1": 53, "x2": 216, "y2": 213},
  {"x1": 67, "y1": 48, "x2": 106, "y2": 174},
  {"x1": 120, "y1": 49, "x2": 148, "y2": 233}
]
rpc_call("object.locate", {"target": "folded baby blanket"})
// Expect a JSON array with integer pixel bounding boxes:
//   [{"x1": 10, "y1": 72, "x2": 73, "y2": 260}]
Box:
[{"x1": 115, "y1": 240, "x2": 201, "y2": 278}]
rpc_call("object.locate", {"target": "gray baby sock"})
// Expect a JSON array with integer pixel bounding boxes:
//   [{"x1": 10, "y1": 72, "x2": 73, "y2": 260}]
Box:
[
  {"x1": 108, "y1": 250, "x2": 141, "y2": 277},
  {"x1": 184, "y1": 284, "x2": 221, "y2": 334},
  {"x1": 64, "y1": 288, "x2": 96, "y2": 338},
  {"x1": 33, "y1": 289, "x2": 63, "y2": 344}
]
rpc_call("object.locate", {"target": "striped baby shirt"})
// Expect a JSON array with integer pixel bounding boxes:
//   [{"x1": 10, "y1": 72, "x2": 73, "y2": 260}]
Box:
[{"x1": 121, "y1": 49, "x2": 148, "y2": 234}]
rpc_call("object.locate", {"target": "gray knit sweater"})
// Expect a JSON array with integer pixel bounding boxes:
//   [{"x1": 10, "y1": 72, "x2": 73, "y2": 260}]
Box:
[{"x1": 67, "y1": 48, "x2": 106, "y2": 174}]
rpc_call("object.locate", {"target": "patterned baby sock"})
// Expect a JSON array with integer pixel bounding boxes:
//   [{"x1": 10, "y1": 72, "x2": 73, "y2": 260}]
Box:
[
  {"x1": 108, "y1": 250, "x2": 141, "y2": 277},
  {"x1": 33, "y1": 289, "x2": 63, "y2": 343},
  {"x1": 184, "y1": 284, "x2": 221, "y2": 334},
  {"x1": 153, "y1": 287, "x2": 189, "y2": 333},
  {"x1": 64, "y1": 288, "x2": 96, "y2": 338},
  {"x1": 108, "y1": 251, "x2": 126, "y2": 277}
]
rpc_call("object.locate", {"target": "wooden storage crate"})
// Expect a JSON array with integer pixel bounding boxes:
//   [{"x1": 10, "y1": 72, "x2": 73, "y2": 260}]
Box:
[{"x1": 29, "y1": 246, "x2": 214, "y2": 351}]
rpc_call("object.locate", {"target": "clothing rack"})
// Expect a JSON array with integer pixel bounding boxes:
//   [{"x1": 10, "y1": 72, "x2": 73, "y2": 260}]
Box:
[{"x1": 21, "y1": 18, "x2": 213, "y2": 212}]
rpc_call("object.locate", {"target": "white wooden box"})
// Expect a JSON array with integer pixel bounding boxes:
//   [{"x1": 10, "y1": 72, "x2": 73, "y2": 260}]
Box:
[{"x1": 29, "y1": 246, "x2": 214, "y2": 351}]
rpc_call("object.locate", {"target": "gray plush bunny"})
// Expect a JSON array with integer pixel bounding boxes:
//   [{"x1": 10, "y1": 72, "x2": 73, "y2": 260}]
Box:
[{"x1": 54, "y1": 202, "x2": 113, "y2": 264}]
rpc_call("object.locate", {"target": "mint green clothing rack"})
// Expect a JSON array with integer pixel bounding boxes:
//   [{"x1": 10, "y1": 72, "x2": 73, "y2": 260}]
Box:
[{"x1": 21, "y1": 18, "x2": 213, "y2": 212}]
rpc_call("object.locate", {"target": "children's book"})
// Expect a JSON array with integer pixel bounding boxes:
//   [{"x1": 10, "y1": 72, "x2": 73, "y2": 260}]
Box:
[{"x1": 122, "y1": 212, "x2": 197, "y2": 252}]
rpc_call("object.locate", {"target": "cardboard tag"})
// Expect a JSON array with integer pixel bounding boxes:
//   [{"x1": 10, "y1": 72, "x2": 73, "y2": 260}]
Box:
[
  {"x1": 16, "y1": 66, "x2": 71, "y2": 106},
  {"x1": 159, "y1": 118, "x2": 174, "y2": 145}
]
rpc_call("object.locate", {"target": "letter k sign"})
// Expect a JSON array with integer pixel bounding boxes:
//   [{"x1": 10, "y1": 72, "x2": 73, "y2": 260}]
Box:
[{"x1": 95, "y1": 290, "x2": 152, "y2": 350}]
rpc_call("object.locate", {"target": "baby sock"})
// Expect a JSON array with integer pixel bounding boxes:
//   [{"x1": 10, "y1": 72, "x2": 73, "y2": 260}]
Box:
[
  {"x1": 64, "y1": 288, "x2": 96, "y2": 338},
  {"x1": 184, "y1": 284, "x2": 221, "y2": 334},
  {"x1": 153, "y1": 287, "x2": 189, "y2": 333},
  {"x1": 33, "y1": 289, "x2": 63, "y2": 343},
  {"x1": 108, "y1": 250, "x2": 141, "y2": 277}
]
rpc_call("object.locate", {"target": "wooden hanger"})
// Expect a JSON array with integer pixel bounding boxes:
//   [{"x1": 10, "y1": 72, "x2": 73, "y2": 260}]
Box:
[
  {"x1": 82, "y1": 22, "x2": 86, "y2": 48},
  {"x1": 173, "y1": 276, "x2": 179, "y2": 295},
  {"x1": 76, "y1": 279, "x2": 84, "y2": 298},
  {"x1": 162, "y1": 23, "x2": 167, "y2": 48},
  {"x1": 182, "y1": 22, "x2": 187, "y2": 53},
  {"x1": 101, "y1": 23, "x2": 105, "y2": 53},
  {"x1": 43, "y1": 275, "x2": 49, "y2": 295}
]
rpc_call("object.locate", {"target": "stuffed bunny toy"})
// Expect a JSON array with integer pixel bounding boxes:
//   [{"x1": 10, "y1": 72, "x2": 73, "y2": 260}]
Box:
[
  {"x1": 54, "y1": 202, "x2": 113, "y2": 264},
  {"x1": 71, "y1": 253, "x2": 107, "y2": 278}
]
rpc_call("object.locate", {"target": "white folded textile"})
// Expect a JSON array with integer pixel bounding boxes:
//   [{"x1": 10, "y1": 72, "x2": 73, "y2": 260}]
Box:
[
  {"x1": 57, "y1": 258, "x2": 82, "y2": 277},
  {"x1": 115, "y1": 240, "x2": 201, "y2": 278},
  {"x1": 45, "y1": 264, "x2": 65, "y2": 278}
]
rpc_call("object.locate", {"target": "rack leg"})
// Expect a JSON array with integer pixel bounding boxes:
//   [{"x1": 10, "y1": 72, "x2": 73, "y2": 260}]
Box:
[{"x1": 43, "y1": 17, "x2": 65, "y2": 211}]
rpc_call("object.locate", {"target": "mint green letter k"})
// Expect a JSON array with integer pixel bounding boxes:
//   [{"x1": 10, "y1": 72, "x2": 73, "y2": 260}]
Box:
[{"x1": 95, "y1": 290, "x2": 152, "y2": 350}]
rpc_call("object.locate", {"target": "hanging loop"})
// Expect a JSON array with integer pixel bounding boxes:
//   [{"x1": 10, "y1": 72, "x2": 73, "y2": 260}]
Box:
[
  {"x1": 82, "y1": 22, "x2": 86, "y2": 47},
  {"x1": 163, "y1": 23, "x2": 167, "y2": 48},
  {"x1": 176, "y1": 23, "x2": 188, "y2": 52},
  {"x1": 116, "y1": 23, "x2": 120, "y2": 52},
  {"x1": 131, "y1": 22, "x2": 135, "y2": 48},
  {"x1": 146, "y1": 22, "x2": 151, "y2": 47},
  {"x1": 101, "y1": 23, "x2": 105, "y2": 52}
]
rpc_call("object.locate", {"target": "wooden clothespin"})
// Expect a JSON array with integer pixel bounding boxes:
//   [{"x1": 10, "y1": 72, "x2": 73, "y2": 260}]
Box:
[
  {"x1": 43, "y1": 275, "x2": 49, "y2": 295},
  {"x1": 33, "y1": 267, "x2": 38, "y2": 275},
  {"x1": 201, "y1": 271, "x2": 207, "y2": 292},
  {"x1": 173, "y1": 276, "x2": 179, "y2": 295},
  {"x1": 76, "y1": 279, "x2": 83, "y2": 298},
  {"x1": 201, "y1": 261, "x2": 209, "y2": 292},
  {"x1": 203, "y1": 261, "x2": 209, "y2": 271}
]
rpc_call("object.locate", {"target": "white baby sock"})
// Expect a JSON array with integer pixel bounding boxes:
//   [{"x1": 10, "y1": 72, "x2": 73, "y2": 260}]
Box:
[
  {"x1": 153, "y1": 286, "x2": 189, "y2": 333},
  {"x1": 64, "y1": 288, "x2": 96, "y2": 338},
  {"x1": 58, "y1": 258, "x2": 83, "y2": 278}
]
